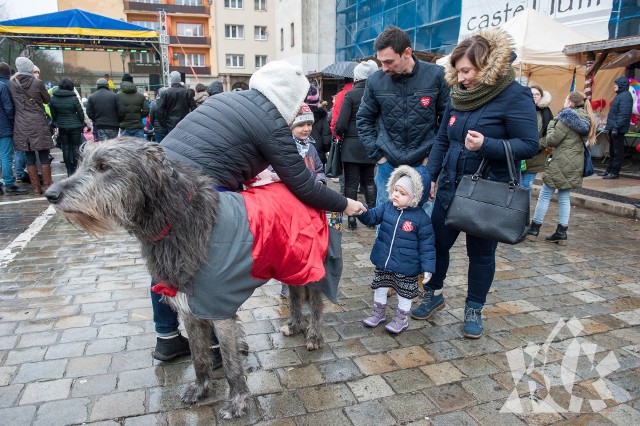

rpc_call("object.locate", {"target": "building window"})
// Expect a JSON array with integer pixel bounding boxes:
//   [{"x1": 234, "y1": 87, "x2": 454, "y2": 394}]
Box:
[
  {"x1": 254, "y1": 26, "x2": 267, "y2": 41},
  {"x1": 226, "y1": 54, "x2": 245, "y2": 68},
  {"x1": 176, "y1": 53, "x2": 205, "y2": 67},
  {"x1": 224, "y1": 24, "x2": 244, "y2": 39},
  {"x1": 290, "y1": 22, "x2": 295, "y2": 47},
  {"x1": 255, "y1": 55, "x2": 267, "y2": 69},
  {"x1": 280, "y1": 28, "x2": 284, "y2": 50},
  {"x1": 255, "y1": 0, "x2": 266, "y2": 10},
  {"x1": 136, "y1": 0, "x2": 160, "y2": 3},
  {"x1": 224, "y1": 0, "x2": 243, "y2": 9},
  {"x1": 175, "y1": 0, "x2": 200, "y2": 5},
  {"x1": 133, "y1": 52, "x2": 159, "y2": 64},
  {"x1": 131, "y1": 20, "x2": 159, "y2": 31},
  {"x1": 177, "y1": 23, "x2": 204, "y2": 37}
]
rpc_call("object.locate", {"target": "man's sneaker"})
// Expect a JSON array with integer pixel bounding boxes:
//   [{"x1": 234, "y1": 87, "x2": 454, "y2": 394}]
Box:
[
  {"x1": 411, "y1": 289, "x2": 445, "y2": 320},
  {"x1": 463, "y1": 301, "x2": 484, "y2": 339},
  {"x1": 385, "y1": 307, "x2": 409, "y2": 334},
  {"x1": 153, "y1": 333, "x2": 191, "y2": 361},
  {"x1": 4, "y1": 185, "x2": 28, "y2": 196}
]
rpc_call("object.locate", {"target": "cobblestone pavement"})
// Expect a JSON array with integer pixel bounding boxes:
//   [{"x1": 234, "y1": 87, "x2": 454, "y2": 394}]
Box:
[{"x1": 1, "y1": 165, "x2": 640, "y2": 425}]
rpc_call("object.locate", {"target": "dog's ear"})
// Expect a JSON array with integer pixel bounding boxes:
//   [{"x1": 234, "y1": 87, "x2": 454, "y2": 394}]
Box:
[{"x1": 143, "y1": 143, "x2": 172, "y2": 180}]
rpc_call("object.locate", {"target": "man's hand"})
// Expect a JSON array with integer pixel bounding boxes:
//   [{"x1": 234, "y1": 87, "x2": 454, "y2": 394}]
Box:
[
  {"x1": 422, "y1": 157, "x2": 429, "y2": 166},
  {"x1": 429, "y1": 182, "x2": 436, "y2": 201},
  {"x1": 344, "y1": 198, "x2": 367, "y2": 216},
  {"x1": 377, "y1": 156, "x2": 387, "y2": 165}
]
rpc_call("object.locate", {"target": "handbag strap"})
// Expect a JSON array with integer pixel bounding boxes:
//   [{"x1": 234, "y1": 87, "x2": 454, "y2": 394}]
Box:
[
  {"x1": 12, "y1": 78, "x2": 48, "y2": 118},
  {"x1": 472, "y1": 140, "x2": 518, "y2": 187}
]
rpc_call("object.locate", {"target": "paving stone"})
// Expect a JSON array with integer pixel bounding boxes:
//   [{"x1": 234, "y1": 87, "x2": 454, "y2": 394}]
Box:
[
  {"x1": 90, "y1": 390, "x2": 147, "y2": 421},
  {"x1": 93, "y1": 310, "x2": 130, "y2": 326},
  {"x1": 256, "y1": 390, "x2": 307, "y2": 420},
  {"x1": 0, "y1": 384, "x2": 23, "y2": 409},
  {"x1": 59, "y1": 326, "x2": 98, "y2": 343},
  {"x1": 344, "y1": 400, "x2": 396, "y2": 426},
  {"x1": 256, "y1": 348, "x2": 302, "y2": 370},
  {"x1": 359, "y1": 333, "x2": 399, "y2": 353},
  {"x1": 453, "y1": 355, "x2": 500, "y2": 378},
  {"x1": 71, "y1": 373, "x2": 118, "y2": 397},
  {"x1": 388, "y1": 346, "x2": 435, "y2": 369},
  {"x1": 277, "y1": 364, "x2": 324, "y2": 390},
  {"x1": 111, "y1": 349, "x2": 154, "y2": 372},
  {"x1": 118, "y1": 367, "x2": 164, "y2": 391},
  {"x1": 381, "y1": 393, "x2": 438, "y2": 424},
  {"x1": 460, "y1": 376, "x2": 510, "y2": 404},
  {"x1": 54, "y1": 315, "x2": 92, "y2": 330},
  {"x1": 328, "y1": 338, "x2": 369, "y2": 358},
  {"x1": 0, "y1": 406, "x2": 36, "y2": 425},
  {"x1": 430, "y1": 410, "x2": 480, "y2": 425},
  {"x1": 318, "y1": 358, "x2": 363, "y2": 384},
  {"x1": 424, "y1": 382, "x2": 476, "y2": 412},
  {"x1": 383, "y1": 367, "x2": 435, "y2": 394},
  {"x1": 353, "y1": 353, "x2": 399, "y2": 375},
  {"x1": 295, "y1": 408, "x2": 352, "y2": 426},
  {"x1": 5, "y1": 346, "x2": 47, "y2": 365},
  {"x1": 247, "y1": 369, "x2": 283, "y2": 395},
  {"x1": 19, "y1": 378, "x2": 72, "y2": 405},
  {"x1": 334, "y1": 322, "x2": 374, "y2": 339},
  {"x1": 98, "y1": 323, "x2": 145, "y2": 338},
  {"x1": 466, "y1": 400, "x2": 527, "y2": 426},
  {"x1": 347, "y1": 375, "x2": 394, "y2": 402},
  {"x1": 12, "y1": 359, "x2": 67, "y2": 383},
  {"x1": 86, "y1": 337, "x2": 127, "y2": 355},
  {"x1": 165, "y1": 406, "x2": 216, "y2": 426},
  {"x1": 424, "y1": 341, "x2": 464, "y2": 361},
  {"x1": 32, "y1": 398, "x2": 89, "y2": 426},
  {"x1": 45, "y1": 341, "x2": 86, "y2": 359},
  {"x1": 295, "y1": 345, "x2": 336, "y2": 364},
  {"x1": 66, "y1": 354, "x2": 112, "y2": 377},
  {"x1": 14, "y1": 319, "x2": 55, "y2": 334},
  {"x1": 16, "y1": 330, "x2": 59, "y2": 348},
  {"x1": 298, "y1": 383, "x2": 356, "y2": 412}
]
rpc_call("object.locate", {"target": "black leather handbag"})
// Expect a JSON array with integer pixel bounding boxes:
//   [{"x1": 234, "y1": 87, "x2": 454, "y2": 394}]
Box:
[
  {"x1": 325, "y1": 138, "x2": 343, "y2": 178},
  {"x1": 445, "y1": 140, "x2": 529, "y2": 245}
]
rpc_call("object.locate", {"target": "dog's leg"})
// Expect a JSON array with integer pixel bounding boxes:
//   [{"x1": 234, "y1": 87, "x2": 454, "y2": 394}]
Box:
[
  {"x1": 181, "y1": 316, "x2": 213, "y2": 404},
  {"x1": 280, "y1": 285, "x2": 305, "y2": 336},
  {"x1": 213, "y1": 318, "x2": 250, "y2": 419},
  {"x1": 305, "y1": 287, "x2": 324, "y2": 351}
]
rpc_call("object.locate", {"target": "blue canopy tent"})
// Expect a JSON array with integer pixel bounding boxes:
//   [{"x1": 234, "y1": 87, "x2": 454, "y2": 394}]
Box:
[{"x1": 0, "y1": 9, "x2": 167, "y2": 84}]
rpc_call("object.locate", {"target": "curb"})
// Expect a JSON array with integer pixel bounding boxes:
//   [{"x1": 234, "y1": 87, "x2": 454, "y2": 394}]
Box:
[{"x1": 532, "y1": 185, "x2": 638, "y2": 220}]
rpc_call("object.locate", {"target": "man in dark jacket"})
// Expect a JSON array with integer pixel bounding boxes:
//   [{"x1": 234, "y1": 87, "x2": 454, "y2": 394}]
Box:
[
  {"x1": 152, "y1": 60, "x2": 366, "y2": 362},
  {"x1": 157, "y1": 71, "x2": 196, "y2": 133},
  {"x1": 0, "y1": 62, "x2": 28, "y2": 195},
  {"x1": 206, "y1": 80, "x2": 224, "y2": 96},
  {"x1": 305, "y1": 85, "x2": 331, "y2": 164},
  {"x1": 357, "y1": 26, "x2": 449, "y2": 209},
  {"x1": 116, "y1": 74, "x2": 149, "y2": 139},
  {"x1": 87, "y1": 78, "x2": 124, "y2": 141},
  {"x1": 601, "y1": 76, "x2": 633, "y2": 179}
]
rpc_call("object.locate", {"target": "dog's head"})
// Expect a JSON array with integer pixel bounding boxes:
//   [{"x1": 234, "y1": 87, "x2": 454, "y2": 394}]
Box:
[{"x1": 45, "y1": 137, "x2": 175, "y2": 235}]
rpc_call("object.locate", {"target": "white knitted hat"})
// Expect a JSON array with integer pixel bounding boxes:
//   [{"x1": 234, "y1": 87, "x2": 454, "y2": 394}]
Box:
[
  {"x1": 353, "y1": 60, "x2": 378, "y2": 81},
  {"x1": 249, "y1": 60, "x2": 310, "y2": 125},
  {"x1": 15, "y1": 57, "x2": 34, "y2": 74}
]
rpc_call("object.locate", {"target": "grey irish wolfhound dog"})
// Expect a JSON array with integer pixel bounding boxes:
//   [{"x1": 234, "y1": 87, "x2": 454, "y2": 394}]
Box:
[{"x1": 44, "y1": 138, "x2": 329, "y2": 418}]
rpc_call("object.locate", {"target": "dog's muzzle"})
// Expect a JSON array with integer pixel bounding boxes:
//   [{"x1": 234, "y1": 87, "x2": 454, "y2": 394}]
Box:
[{"x1": 44, "y1": 184, "x2": 62, "y2": 204}]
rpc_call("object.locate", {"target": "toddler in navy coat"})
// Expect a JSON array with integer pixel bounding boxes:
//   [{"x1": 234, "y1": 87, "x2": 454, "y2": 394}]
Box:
[{"x1": 358, "y1": 165, "x2": 436, "y2": 334}]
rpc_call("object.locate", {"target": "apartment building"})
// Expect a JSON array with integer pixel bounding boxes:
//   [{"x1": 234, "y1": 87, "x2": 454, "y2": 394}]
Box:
[
  {"x1": 214, "y1": 0, "x2": 275, "y2": 91},
  {"x1": 275, "y1": 0, "x2": 336, "y2": 75}
]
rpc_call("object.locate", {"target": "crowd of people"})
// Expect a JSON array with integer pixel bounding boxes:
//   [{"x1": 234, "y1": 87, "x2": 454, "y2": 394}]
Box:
[{"x1": 0, "y1": 25, "x2": 633, "y2": 358}]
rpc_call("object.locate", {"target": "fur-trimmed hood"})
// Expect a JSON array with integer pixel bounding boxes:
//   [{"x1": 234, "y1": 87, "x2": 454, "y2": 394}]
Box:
[
  {"x1": 556, "y1": 107, "x2": 590, "y2": 136},
  {"x1": 445, "y1": 28, "x2": 514, "y2": 87},
  {"x1": 387, "y1": 165, "x2": 424, "y2": 208},
  {"x1": 537, "y1": 90, "x2": 552, "y2": 109}
]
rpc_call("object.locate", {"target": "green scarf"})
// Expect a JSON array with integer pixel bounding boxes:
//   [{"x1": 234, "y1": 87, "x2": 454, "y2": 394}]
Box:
[{"x1": 450, "y1": 67, "x2": 516, "y2": 111}]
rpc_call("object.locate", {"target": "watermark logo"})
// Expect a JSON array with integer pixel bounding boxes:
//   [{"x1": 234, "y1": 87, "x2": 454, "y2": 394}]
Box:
[{"x1": 501, "y1": 316, "x2": 624, "y2": 414}]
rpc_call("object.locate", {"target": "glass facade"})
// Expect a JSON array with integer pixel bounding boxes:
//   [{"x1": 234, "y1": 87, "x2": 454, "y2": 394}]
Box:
[{"x1": 336, "y1": 0, "x2": 640, "y2": 61}]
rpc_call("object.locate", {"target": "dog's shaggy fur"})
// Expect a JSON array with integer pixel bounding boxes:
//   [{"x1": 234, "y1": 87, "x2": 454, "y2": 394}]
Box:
[{"x1": 45, "y1": 138, "x2": 327, "y2": 418}]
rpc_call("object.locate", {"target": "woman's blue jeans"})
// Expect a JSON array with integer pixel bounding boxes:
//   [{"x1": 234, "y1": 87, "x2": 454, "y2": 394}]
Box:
[
  {"x1": 533, "y1": 183, "x2": 571, "y2": 227},
  {"x1": 425, "y1": 199, "x2": 498, "y2": 305},
  {"x1": 521, "y1": 172, "x2": 537, "y2": 204}
]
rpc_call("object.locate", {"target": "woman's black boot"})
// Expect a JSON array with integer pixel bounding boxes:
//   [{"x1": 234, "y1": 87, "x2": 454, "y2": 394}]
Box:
[
  {"x1": 526, "y1": 221, "x2": 542, "y2": 241},
  {"x1": 545, "y1": 224, "x2": 568, "y2": 245},
  {"x1": 348, "y1": 216, "x2": 357, "y2": 230}
]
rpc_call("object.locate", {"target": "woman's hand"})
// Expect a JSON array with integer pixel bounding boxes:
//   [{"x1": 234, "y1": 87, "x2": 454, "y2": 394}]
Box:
[
  {"x1": 344, "y1": 198, "x2": 367, "y2": 216},
  {"x1": 465, "y1": 130, "x2": 484, "y2": 151}
]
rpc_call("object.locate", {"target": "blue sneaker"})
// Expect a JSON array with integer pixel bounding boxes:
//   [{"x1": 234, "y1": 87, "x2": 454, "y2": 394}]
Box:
[
  {"x1": 411, "y1": 289, "x2": 445, "y2": 320},
  {"x1": 463, "y1": 301, "x2": 483, "y2": 339}
]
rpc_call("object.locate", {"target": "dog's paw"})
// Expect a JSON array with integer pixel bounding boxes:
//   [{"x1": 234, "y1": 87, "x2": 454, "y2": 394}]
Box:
[
  {"x1": 280, "y1": 324, "x2": 293, "y2": 336},
  {"x1": 181, "y1": 383, "x2": 209, "y2": 404},
  {"x1": 306, "y1": 340, "x2": 320, "y2": 351},
  {"x1": 220, "y1": 393, "x2": 251, "y2": 419},
  {"x1": 305, "y1": 331, "x2": 323, "y2": 351}
]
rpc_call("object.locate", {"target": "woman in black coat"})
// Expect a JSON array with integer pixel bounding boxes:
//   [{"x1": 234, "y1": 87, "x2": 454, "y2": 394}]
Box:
[
  {"x1": 50, "y1": 78, "x2": 86, "y2": 176},
  {"x1": 335, "y1": 60, "x2": 379, "y2": 229}
]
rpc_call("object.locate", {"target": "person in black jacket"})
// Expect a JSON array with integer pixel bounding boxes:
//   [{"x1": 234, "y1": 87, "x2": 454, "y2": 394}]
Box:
[
  {"x1": 305, "y1": 85, "x2": 331, "y2": 164},
  {"x1": 157, "y1": 71, "x2": 196, "y2": 133},
  {"x1": 601, "y1": 76, "x2": 633, "y2": 179},
  {"x1": 86, "y1": 78, "x2": 124, "y2": 141},
  {"x1": 336, "y1": 60, "x2": 379, "y2": 230},
  {"x1": 50, "y1": 78, "x2": 86, "y2": 176},
  {"x1": 151, "y1": 60, "x2": 366, "y2": 362},
  {"x1": 356, "y1": 26, "x2": 449, "y2": 212}
]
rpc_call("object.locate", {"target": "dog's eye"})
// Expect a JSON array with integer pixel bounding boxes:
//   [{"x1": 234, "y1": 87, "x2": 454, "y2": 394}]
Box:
[{"x1": 98, "y1": 163, "x2": 110, "y2": 172}]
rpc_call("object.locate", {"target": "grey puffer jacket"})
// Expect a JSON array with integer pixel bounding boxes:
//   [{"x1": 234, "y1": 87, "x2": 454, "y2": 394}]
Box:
[
  {"x1": 356, "y1": 56, "x2": 449, "y2": 167},
  {"x1": 160, "y1": 89, "x2": 348, "y2": 212},
  {"x1": 9, "y1": 73, "x2": 53, "y2": 151},
  {"x1": 542, "y1": 107, "x2": 591, "y2": 190}
]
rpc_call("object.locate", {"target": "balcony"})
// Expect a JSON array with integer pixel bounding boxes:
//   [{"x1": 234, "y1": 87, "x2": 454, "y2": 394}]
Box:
[
  {"x1": 128, "y1": 62, "x2": 162, "y2": 74},
  {"x1": 169, "y1": 35, "x2": 211, "y2": 46},
  {"x1": 170, "y1": 65, "x2": 211, "y2": 75},
  {"x1": 124, "y1": 1, "x2": 210, "y2": 15}
]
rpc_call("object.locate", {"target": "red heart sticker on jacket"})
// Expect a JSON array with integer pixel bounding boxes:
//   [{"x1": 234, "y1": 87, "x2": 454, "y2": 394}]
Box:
[
  {"x1": 401, "y1": 220, "x2": 414, "y2": 232},
  {"x1": 420, "y1": 96, "x2": 431, "y2": 107},
  {"x1": 449, "y1": 116, "x2": 456, "y2": 126}
]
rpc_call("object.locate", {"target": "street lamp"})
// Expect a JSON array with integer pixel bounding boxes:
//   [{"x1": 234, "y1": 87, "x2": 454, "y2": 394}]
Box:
[{"x1": 121, "y1": 51, "x2": 128, "y2": 73}]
